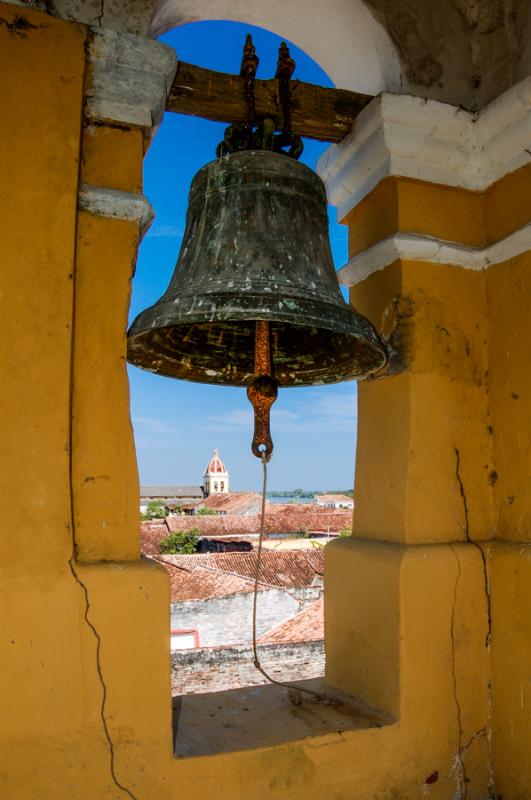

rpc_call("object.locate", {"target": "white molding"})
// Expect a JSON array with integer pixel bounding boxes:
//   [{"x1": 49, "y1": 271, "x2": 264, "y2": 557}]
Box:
[
  {"x1": 3, "y1": 0, "x2": 48, "y2": 6},
  {"x1": 85, "y1": 28, "x2": 177, "y2": 129},
  {"x1": 338, "y1": 224, "x2": 531, "y2": 286},
  {"x1": 318, "y1": 77, "x2": 531, "y2": 220},
  {"x1": 78, "y1": 185, "x2": 154, "y2": 236}
]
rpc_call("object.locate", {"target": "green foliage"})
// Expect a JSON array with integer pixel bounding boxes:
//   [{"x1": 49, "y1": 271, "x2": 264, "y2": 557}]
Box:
[
  {"x1": 196, "y1": 507, "x2": 217, "y2": 515},
  {"x1": 339, "y1": 528, "x2": 352, "y2": 538},
  {"x1": 292, "y1": 529, "x2": 309, "y2": 538},
  {"x1": 159, "y1": 529, "x2": 201, "y2": 555},
  {"x1": 146, "y1": 500, "x2": 166, "y2": 519},
  {"x1": 267, "y1": 488, "x2": 354, "y2": 499}
]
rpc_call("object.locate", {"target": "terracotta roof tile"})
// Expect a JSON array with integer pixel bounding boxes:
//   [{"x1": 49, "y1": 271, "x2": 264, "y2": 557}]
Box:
[
  {"x1": 200, "y1": 492, "x2": 261, "y2": 514},
  {"x1": 164, "y1": 507, "x2": 350, "y2": 536},
  {"x1": 257, "y1": 599, "x2": 324, "y2": 644},
  {"x1": 316, "y1": 494, "x2": 353, "y2": 504},
  {"x1": 153, "y1": 557, "x2": 257, "y2": 601},
  {"x1": 140, "y1": 522, "x2": 170, "y2": 556},
  {"x1": 157, "y1": 549, "x2": 324, "y2": 589}
]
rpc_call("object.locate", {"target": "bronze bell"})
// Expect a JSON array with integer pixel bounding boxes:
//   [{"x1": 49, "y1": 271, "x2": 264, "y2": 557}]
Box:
[{"x1": 127, "y1": 150, "x2": 386, "y2": 390}]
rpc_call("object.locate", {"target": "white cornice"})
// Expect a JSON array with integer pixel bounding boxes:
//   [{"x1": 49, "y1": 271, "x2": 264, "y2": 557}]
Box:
[
  {"x1": 338, "y1": 224, "x2": 531, "y2": 287},
  {"x1": 318, "y1": 77, "x2": 531, "y2": 221},
  {"x1": 79, "y1": 185, "x2": 154, "y2": 237}
]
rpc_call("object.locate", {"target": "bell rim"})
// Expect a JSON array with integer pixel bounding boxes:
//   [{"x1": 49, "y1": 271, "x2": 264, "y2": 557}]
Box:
[
  {"x1": 128, "y1": 291, "x2": 383, "y2": 347},
  {"x1": 127, "y1": 292, "x2": 387, "y2": 386}
]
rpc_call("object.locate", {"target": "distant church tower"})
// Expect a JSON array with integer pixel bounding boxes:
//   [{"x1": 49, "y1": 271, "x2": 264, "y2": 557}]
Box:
[{"x1": 204, "y1": 449, "x2": 229, "y2": 496}]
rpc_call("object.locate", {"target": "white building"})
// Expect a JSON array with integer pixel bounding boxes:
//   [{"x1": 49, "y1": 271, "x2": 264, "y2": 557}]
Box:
[
  {"x1": 203, "y1": 449, "x2": 229, "y2": 496},
  {"x1": 315, "y1": 494, "x2": 353, "y2": 510},
  {"x1": 139, "y1": 485, "x2": 204, "y2": 515}
]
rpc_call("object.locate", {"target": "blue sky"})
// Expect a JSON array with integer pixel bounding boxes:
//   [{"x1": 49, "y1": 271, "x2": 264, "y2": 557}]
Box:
[{"x1": 128, "y1": 20, "x2": 358, "y2": 492}]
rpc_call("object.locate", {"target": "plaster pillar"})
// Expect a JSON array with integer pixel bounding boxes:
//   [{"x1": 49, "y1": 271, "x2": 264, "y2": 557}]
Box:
[
  {"x1": 72, "y1": 27, "x2": 176, "y2": 561},
  {"x1": 318, "y1": 82, "x2": 531, "y2": 800}
]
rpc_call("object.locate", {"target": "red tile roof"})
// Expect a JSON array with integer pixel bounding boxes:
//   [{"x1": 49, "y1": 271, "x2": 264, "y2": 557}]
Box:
[
  {"x1": 257, "y1": 599, "x2": 324, "y2": 644},
  {"x1": 317, "y1": 493, "x2": 353, "y2": 502},
  {"x1": 158, "y1": 549, "x2": 324, "y2": 589},
  {"x1": 204, "y1": 448, "x2": 227, "y2": 474},
  {"x1": 164, "y1": 507, "x2": 350, "y2": 536},
  {"x1": 153, "y1": 556, "x2": 257, "y2": 601},
  {"x1": 140, "y1": 522, "x2": 170, "y2": 556},
  {"x1": 200, "y1": 492, "x2": 261, "y2": 514}
]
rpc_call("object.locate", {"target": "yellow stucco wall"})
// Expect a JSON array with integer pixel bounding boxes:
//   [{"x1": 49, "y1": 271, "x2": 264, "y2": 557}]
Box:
[
  {"x1": 346, "y1": 166, "x2": 531, "y2": 257},
  {"x1": 1, "y1": 3, "x2": 531, "y2": 798},
  {"x1": 351, "y1": 261, "x2": 495, "y2": 544}
]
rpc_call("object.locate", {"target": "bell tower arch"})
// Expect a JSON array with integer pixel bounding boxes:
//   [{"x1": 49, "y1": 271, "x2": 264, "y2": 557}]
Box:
[
  {"x1": 203, "y1": 448, "x2": 230, "y2": 496},
  {"x1": 149, "y1": 0, "x2": 402, "y2": 96}
]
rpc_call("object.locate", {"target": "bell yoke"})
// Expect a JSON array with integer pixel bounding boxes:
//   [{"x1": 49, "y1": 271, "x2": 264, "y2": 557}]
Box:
[{"x1": 127, "y1": 37, "x2": 387, "y2": 459}]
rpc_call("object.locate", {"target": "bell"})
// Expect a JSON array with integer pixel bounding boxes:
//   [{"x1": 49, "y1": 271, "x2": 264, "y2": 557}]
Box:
[{"x1": 127, "y1": 150, "x2": 386, "y2": 388}]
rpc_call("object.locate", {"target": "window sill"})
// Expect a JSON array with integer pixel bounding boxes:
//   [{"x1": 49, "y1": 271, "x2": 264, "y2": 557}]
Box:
[{"x1": 172, "y1": 678, "x2": 394, "y2": 757}]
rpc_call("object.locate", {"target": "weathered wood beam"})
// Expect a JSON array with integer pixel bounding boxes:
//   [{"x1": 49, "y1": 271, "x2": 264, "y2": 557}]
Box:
[{"x1": 166, "y1": 61, "x2": 373, "y2": 143}]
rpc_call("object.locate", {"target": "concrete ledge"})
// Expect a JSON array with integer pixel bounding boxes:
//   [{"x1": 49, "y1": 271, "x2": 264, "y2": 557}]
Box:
[
  {"x1": 339, "y1": 223, "x2": 531, "y2": 286},
  {"x1": 318, "y1": 77, "x2": 531, "y2": 219},
  {"x1": 78, "y1": 184, "x2": 154, "y2": 235},
  {"x1": 173, "y1": 677, "x2": 393, "y2": 757},
  {"x1": 85, "y1": 27, "x2": 177, "y2": 129}
]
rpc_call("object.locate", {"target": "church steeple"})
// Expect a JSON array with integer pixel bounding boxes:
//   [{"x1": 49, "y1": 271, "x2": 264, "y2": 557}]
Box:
[{"x1": 203, "y1": 449, "x2": 229, "y2": 496}]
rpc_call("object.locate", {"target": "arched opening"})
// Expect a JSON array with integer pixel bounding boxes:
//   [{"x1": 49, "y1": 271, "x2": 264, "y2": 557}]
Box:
[
  {"x1": 148, "y1": 0, "x2": 402, "y2": 95},
  {"x1": 130, "y1": 18, "x2": 394, "y2": 756}
]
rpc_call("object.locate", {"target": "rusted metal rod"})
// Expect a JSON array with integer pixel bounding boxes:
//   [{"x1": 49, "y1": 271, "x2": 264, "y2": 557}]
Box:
[{"x1": 247, "y1": 321, "x2": 278, "y2": 460}]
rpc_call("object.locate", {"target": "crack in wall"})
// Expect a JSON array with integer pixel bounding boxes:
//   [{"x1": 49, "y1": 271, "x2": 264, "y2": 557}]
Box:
[
  {"x1": 449, "y1": 545, "x2": 467, "y2": 800},
  {"x1": 461, "y1": 726, "x2": 487, "y2": 754},
  {"x1": 68, "y1": 559, "x2": 140, "y2": 800},
  {"x1": 0, "y1": 13, "x2": 46, "y2": 36},
  {"x1": 454, "y1": 447, "x2": 470, "y2": 541},
  {"x1": 95, "y1": 0, "x2": 104, "y2": 27},
  {"x1": 453, "y1": 449, "x2": 495, "y2": 798},
  {"x1": 454, "y1": 448, "x2": 492, "y2": 647}
]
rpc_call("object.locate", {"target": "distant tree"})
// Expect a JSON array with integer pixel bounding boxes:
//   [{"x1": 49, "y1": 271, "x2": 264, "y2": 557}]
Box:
[
  {"x1": 159, "y1": 529, "x2": 201, "y2": 555},
  {"x1": 196, "y1": 507, "x2": 217, "y2": 516},
  {"x1": 146, "y1": 500, "x2": 166, "y2": 519}
]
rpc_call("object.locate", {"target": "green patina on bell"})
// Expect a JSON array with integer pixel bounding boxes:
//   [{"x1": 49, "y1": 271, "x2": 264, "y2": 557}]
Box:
[{"x1": 127, "y1": 149, "x2": 387, "y2": 388}]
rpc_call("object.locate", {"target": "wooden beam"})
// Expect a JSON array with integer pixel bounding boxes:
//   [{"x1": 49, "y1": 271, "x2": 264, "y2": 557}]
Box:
[{"x1": 166, "y1": 61, "x2": 373, "y2": 143}]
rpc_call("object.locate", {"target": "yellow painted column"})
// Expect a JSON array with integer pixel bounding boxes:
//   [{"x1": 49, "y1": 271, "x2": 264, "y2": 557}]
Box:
[
  {"x1": 483, "y1": 164, "x2": 531, "y2": 796},
  {"x1": 0, "y1": 11, "x2": 173, "y2": 798},
  {"x1": 72, "y1": 127, "x2": 145, "y2": 562},
  {"x1": 324, "y1": 173, "x2": 500, "y2": 799},
  {"x1": 332, "y1": 267, "x2": 492, "y2": 799},
  {"x1": 0, "y1": 6, "x2": 113, "y2": 795},
  {"x1": 318, "y1": 78, "x2": 531, "y2": 789},
  {"x1": 70, "y1": 26, "x2": 175, "y2": 562}
]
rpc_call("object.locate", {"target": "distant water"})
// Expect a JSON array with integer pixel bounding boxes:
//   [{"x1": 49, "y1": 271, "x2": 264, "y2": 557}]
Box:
[{"x1": 267, "y1": 496, "x2": 315, "y2": 505}]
